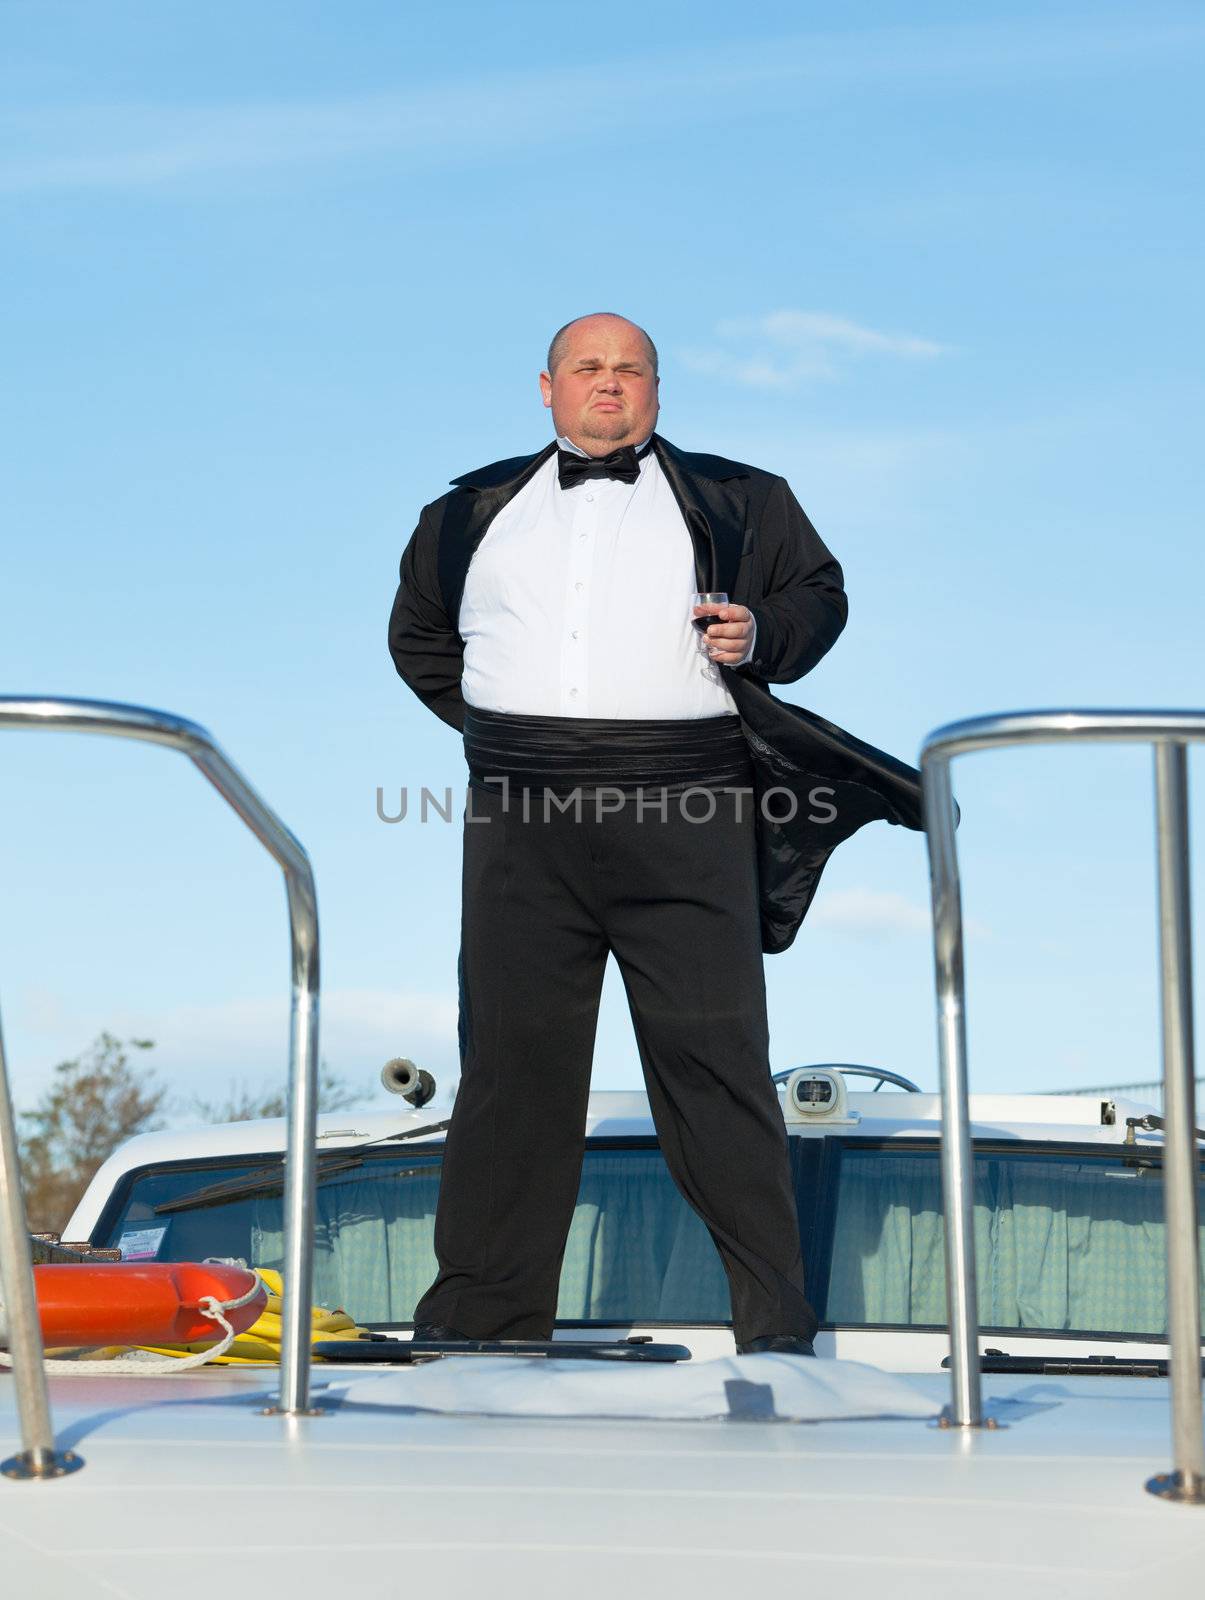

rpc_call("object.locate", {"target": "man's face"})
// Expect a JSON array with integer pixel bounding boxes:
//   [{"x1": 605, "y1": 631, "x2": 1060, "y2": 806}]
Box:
[{"x1": 540, "y1": 317, "x2": 660, "y2": 455}]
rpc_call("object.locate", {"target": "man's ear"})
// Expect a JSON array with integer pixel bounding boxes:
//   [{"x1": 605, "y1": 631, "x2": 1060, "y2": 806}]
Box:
[{"x1": 538, "y1": 370, "x2": 553, "y2": 408}]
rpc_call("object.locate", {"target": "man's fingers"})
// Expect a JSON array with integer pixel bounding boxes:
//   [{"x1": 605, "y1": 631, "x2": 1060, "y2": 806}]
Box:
[
  {"x1": 693, "y1": 602, "x2": 751, "y2": 662},
  {"x1": 692, "y1": 604, "x2": 750, "y2": 623}
]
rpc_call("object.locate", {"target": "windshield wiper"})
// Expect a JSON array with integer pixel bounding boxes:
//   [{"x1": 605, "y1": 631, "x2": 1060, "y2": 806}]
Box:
[
  {"x1": 153, "y1": 1119, "x2": 451, "y2": 1215},
  {"x1": 374, "y1": 1118, "x2": 451, "y2": 1144},
  {"x1": 942, "y1": 1349, "x2": 1202, "y2": 1378},
  {"x1": 155, "y1": 1155, "x2": 368, "y2": 1213}
]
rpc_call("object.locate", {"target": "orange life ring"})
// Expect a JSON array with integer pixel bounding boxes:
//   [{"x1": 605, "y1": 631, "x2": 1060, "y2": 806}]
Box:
[{"x1": 32, "y1": 1262, "x2": 268, "y2": 1348}]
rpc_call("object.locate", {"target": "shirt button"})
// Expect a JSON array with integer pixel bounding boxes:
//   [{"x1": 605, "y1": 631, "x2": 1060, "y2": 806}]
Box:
[
  {"x1": 585, "y1": 493, "x2": 594, "y2": 502},
  {"x1": 574, "y1": 582, "x2": 584, "y2": 592},
  {"x1": 571, "y1": 629, "x2": 579, "y2": 639},
  {"x1": 570, "y1": 687, "x2": 579, "y2": 697}
]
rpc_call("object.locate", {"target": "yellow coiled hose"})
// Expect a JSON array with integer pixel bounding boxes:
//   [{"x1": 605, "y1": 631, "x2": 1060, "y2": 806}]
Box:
[{"x1": 138, "y1": 1268, "x2": 372, "y2": 1364}]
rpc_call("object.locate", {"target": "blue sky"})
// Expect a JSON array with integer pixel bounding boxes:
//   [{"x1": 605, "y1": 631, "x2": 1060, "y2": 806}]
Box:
[{"x1": 2, "y1": 2, "x2": 1203, "y2": 1120}]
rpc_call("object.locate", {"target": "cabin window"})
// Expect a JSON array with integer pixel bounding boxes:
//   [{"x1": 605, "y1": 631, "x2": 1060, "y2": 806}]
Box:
[
  {"x1": 824, "y1": 1146, "x2": 1205, "y2": 1336},
  {"x1": 243, "y1": 1148, "x2": 739, "y2": 1324},
  {"x1": 100, "y1": 1138, "x2": 1201, "y2": 1337},
  {"x1": 100, "y1": 1142, "x2": 762, "y2": 1325}
]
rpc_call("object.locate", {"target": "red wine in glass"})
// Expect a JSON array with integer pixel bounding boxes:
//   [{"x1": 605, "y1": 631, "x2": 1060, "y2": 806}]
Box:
[{"x1": 692, "y1": 591, "x2": 728, "y2": 639}]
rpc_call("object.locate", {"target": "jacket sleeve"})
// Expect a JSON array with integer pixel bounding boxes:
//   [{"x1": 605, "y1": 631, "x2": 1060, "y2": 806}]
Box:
[
  {"x1": 387, "y1": 497, "x2": 468, "y2": 732},
  {"x1": 740, "y1": 476, "x2": 848, "y2": 684}
]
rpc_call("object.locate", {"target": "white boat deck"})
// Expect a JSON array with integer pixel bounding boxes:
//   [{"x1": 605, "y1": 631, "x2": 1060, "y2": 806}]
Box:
[
  {"x1": 3, "y1": 1358, "x2": 1204, "y2": 1599},
  {"x1": 24, "y1": 1086, "x2": 1203, "y2": 1597}
]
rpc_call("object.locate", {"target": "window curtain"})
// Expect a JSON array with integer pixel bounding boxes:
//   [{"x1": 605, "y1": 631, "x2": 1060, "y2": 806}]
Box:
[
  {"x1": 251, "y1": 1165, "x2": 441, "y2": 1322},
  {"x1": 249, "y1": 1150, "x2": 729, "y2": 1324},
  {"x1": 826, "y1": 1151, "x2": 1205, "y2": 1335}
]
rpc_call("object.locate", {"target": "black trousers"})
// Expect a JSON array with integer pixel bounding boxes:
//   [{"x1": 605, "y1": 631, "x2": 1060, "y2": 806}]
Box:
[{"x1": 413, "y1": 717, "x2": 818, "y2": 1346}]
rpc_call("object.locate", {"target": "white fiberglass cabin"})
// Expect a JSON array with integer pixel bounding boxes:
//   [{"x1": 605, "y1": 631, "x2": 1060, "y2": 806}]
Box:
[{"x1": 1, "y1": 696, "x2": 1203, "y2": 1600}]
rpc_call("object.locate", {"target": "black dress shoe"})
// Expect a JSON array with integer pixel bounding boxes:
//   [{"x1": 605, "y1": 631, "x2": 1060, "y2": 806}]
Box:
[
  {"x1": 410, "y1": 1321, "x2": 473, "y2": 1341},
  {"x1": 736, "y1": 1333, "x2": 817, "y2": 1357}
]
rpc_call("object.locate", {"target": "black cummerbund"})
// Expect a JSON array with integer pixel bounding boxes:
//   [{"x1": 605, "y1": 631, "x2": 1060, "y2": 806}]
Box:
[{"x1": 463, "y1": 706, "x2": 753, "y2": 795}]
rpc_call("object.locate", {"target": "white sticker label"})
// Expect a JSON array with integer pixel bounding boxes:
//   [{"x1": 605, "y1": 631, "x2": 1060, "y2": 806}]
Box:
[{"x1": 117, "y1": 1225, "x2": 168, "y2": 1262}]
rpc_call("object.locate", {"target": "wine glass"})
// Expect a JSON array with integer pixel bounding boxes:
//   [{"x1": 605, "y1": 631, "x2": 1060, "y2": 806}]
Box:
[{"x1": 692, "y1": 591, "x2": 728, "y2": 680}]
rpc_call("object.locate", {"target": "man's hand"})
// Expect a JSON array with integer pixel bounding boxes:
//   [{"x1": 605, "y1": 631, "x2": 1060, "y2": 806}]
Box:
[{"x1": 693, "y1": 602, "x2": 755, "y2": 666}]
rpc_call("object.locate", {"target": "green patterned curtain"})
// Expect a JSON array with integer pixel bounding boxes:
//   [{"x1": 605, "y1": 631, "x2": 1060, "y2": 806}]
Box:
[
  {"x1": 249, "y1": 1147, "x2": 729, "y2": 1324},
  {"x1": 825, "y1": 1149, "x2": 1204, "y2": 1334}
]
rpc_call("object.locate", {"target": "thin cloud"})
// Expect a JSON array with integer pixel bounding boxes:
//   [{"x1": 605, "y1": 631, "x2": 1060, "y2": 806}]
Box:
[
  {"x1": 750, "y1": 311, "x2": 944, "y2": 359},
  {"x1": 811, "y1": 887, "x2": 990, "y2": 941},
  {"x1": 3, "y1": 17, "x2": 1202, "y2": 193},
  {"x1": 13, "y1": 984, "x2": 460, "y2": 1096},
  {"x1": 810, "y1": 888, "x2": 933, "y2": 936},
  {"x1": 682, "y1": 310, "x2": 948, "y2": 389}
]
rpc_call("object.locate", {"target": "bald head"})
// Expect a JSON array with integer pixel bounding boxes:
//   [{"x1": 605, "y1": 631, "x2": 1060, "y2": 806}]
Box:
[
  {"x1": 539, "y1": 313, "x2": 661, "y2": 455},
  {"x1": 546, "y1": 313, "x2": 659, "y2": 378}
]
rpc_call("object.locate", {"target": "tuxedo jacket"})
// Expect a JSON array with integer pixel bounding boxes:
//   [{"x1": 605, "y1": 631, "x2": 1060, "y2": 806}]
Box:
[{"x1": 388, "y1": 433, "x2": 926, "y2": 953}]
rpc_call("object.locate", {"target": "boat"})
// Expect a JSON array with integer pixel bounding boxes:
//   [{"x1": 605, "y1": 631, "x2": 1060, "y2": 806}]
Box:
[{"x1": 0, "y1": 694, "x2": 1202, "y2": 1598}]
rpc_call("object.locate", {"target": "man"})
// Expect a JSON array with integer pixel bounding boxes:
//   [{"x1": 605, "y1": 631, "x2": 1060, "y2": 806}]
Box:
[{"x1": 388, "y1": 313, "x2": 924, "y2": 1356}]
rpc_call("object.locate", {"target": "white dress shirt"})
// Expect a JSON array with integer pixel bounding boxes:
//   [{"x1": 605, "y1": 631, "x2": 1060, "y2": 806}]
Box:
[{"x1": 459, "y1": 439, "x2": 753, "y2": 719}]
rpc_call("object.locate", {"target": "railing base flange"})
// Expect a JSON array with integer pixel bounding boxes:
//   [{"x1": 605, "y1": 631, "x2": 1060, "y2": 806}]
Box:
[
  {"x1": 932, "y1": 1406, "x2": 1005, "y2": 1430},
  {"x1": 257, "y1": 1405, "x2": 328, "y2": 1418},
  {"x1": 2, "y1": 1448, "x2": 84, "y2": 1481},
  {"x1": 1146, "y1": 1470, "x2": 1205, "y2": 1505}
]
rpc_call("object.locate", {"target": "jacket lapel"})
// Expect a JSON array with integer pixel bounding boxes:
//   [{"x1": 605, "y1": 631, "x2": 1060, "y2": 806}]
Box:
[
  {"x1": 437, "y1": 441, "x2": 558, "y2": 616},
  {"x1": 653, "y1": 435, "x2": 750, "y2": 598}
]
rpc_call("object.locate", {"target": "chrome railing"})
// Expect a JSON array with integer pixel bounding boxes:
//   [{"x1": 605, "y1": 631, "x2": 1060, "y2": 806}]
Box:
[
  {"x1": 0, "y1": 696, "x2": 321, "y2": 1480},
  {"x1": 921, "y1": 709, "x2": 1204, "y2": 1504}
]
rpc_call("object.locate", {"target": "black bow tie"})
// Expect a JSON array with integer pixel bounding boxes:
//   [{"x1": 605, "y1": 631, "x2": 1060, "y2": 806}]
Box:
[{"x1": 556, "y1": 441, "x2": 652, "y2": 490}]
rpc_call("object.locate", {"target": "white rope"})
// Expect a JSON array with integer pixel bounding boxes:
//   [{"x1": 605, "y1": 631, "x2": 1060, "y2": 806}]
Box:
[
  {"x1": 199, "y1": 1263, "x2": 265, "y2": 1317},
  {"x1": 0, "y1": 1270, "x2": 264, "y2": 1376}
]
